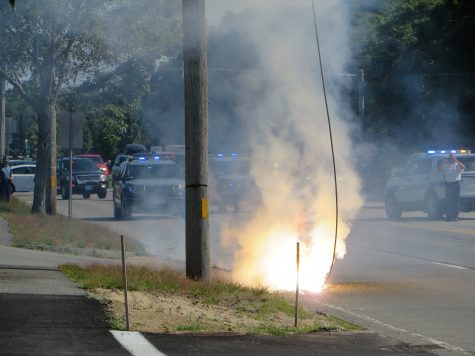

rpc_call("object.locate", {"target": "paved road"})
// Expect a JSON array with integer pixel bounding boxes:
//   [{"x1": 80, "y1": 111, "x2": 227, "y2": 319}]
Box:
[
  {"x1": 306, "y1": 203, "x2": 475, "y2": 355},
  {"x1": 16, "y1": 191, "x2": 237, "y2": 269},
  {"x1": 13, "y1": 192, "x2": 475, "y2": 355}
]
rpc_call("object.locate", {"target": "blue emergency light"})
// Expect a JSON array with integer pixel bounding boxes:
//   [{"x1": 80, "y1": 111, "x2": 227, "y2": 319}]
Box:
[{"x1": 427, "y1": 149, "x2": 471, "y2": 155}]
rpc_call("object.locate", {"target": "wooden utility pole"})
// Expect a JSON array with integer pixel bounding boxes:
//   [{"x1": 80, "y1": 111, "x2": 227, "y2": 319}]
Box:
[
  {"x1": 183, "y1": 0, "x2": 210, "y2": 282},
  {"x1": 0, "y1": 79, "x2": 6, "y2": 158}
]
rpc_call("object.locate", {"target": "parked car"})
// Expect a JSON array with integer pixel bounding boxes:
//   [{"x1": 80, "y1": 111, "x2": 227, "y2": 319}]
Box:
[
  {"x1": 74, "y1": 154, "x2": 109, "y2": 175},
  {"x1": 11, "y1": 164, "x2": 36, "y2": 192},
  {"x1": 9, "y1": 160, "x2": 36, "y2": 167},
  {"x1": 57, "y1": 157, "x2": 108, "y2": 199}
]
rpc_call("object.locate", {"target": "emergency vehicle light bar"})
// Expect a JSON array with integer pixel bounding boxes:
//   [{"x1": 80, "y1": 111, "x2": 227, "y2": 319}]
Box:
[
  {"x1": 130, "y1": 152, "x2": 163, "y2": 161},
  {"x1": 213, "y1": 153, "x2": 240, "y2": 157},
  {"x1": 427, "y1": 149, "x2": 471, "y2": 155}
]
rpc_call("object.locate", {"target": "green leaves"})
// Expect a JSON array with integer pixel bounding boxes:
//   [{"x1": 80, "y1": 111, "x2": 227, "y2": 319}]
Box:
[
  {"x1": 9, "y1": 0, "x2": 15, "y2": 9},
  {"x1": 351, "y1": 0, "x2": 475, "y2": 146}
]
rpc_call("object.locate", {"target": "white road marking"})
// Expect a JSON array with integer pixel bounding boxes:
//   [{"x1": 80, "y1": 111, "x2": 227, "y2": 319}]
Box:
[
  {"x1": 110, "y1": 330, "x2": 166, "y2": 356},
  {"x1": 316, "y1": 301, "x2": 470, "y2": 355},
  {"x1": 431, "y1": 262, "x2": 468, "y2": 270}
]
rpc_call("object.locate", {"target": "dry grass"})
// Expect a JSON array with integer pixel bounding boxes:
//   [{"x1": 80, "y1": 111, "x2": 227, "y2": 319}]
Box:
[
  {"x1": 0, "y1": 197, "x2": 144, "y2": 254},
  {"x1": 61, "y1": 263, "x2": 360, "y2": 335}
]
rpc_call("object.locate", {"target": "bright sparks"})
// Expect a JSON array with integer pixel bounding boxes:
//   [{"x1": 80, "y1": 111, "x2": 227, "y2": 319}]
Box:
[{"x1": 231, "y1": 221, "x2": 338, "y2": 293}]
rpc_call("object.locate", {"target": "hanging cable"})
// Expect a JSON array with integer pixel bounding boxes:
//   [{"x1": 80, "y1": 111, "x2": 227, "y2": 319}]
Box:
[{"x1": 311, "y1": 0, "x2": 339, "y2": 288}]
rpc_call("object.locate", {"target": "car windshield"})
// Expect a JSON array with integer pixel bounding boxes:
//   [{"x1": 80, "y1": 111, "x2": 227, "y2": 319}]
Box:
[
  {"x1": 63, "y1": 159, "x2": 97, "y2": 171},
  {"x1": 81, "y1": 156, "x2": 103, "y2": 164},
  {"x1": 458, "y1": 156, "x2": 475, "y2": 171},
  {"x1": 211, "y1": 160, "x2": 250, "y2": 176},
  {"x1": 127, "y1": 164, "x2": 181, "y2": 180}
]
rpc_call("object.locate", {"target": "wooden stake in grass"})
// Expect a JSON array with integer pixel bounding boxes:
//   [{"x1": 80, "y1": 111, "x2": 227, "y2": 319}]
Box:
[
  {"x1": 294, "y1": 241, "x2": 300, "y2": 328},
  {"x1": 121, "y1": 235, "x2": 130, "y2": 331}
]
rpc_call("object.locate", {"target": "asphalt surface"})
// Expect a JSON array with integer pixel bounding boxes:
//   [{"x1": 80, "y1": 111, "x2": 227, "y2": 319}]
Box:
[{"x1": 0, "y1": 211, "x2": 455, "y2": 355}]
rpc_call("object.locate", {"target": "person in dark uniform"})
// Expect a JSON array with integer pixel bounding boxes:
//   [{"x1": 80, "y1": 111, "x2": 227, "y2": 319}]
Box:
[
  {"x1": 0, "y1": 156, "x2": 13, "y2": 202},
  {"x1": 438, "y1": 153, "x2": 465, "y2": 221}
]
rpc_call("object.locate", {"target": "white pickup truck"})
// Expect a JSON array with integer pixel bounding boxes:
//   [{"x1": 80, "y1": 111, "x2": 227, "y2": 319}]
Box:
[{"x1": 384, "y1": 150, "x2": 475, "y2": 220}]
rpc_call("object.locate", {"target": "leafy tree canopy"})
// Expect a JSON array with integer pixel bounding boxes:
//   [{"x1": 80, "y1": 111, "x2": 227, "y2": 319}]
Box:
[{"x1": 0, "y1": 0, "x2": 182, "y2": 214}]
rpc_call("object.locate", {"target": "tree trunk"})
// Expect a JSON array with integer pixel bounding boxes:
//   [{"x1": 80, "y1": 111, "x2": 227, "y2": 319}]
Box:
[
  {"x1": 0, "y1": 79, "x2": 6, "y2": 158},
  {"x1": 32, "y1": 39, "x2": 58, "y2": 215},
  {"x1": 31, "y1": 109, "x2": 50, "y2": 215},
  {"x1": 31, "y1": 103, "x2": 57, "y2": 215},
  {"x1": 46, "y1": 103, "x2": 57, "y2": 215}
]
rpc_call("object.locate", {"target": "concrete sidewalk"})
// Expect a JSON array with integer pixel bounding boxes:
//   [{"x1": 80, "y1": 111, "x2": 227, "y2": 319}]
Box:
[{"x1": 0, "y1": 219, "x2": 441, "y2": 355}]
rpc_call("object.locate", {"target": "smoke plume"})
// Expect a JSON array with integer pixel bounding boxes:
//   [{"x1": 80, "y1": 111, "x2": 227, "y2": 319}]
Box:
[{"x1": 208, "y1": 1, "x2": 364, "y2": 290}]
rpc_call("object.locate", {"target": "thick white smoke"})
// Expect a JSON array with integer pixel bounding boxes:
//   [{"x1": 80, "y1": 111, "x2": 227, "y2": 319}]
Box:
[{"x1": 209, "y1": 1, "x2": 364, "y2": 290}]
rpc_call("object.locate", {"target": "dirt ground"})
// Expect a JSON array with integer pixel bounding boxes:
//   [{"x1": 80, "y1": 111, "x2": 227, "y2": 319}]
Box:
[
  {"x1": 92, "y1": 288, "x2": 340, "y2": 334},
  {"x1": 89, "y1": 256, "x2": 344, "y2": 334}
]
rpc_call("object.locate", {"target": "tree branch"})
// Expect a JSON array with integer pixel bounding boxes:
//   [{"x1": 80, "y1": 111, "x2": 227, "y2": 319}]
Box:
[
  {"x1": 52, "y1": 39, "x2": 75, "y2": 100},
  {"x1": 54, "y1": 37, "x2": 74, "y2": 64},
  {"x1": 0, "y1": 68, "x2": 39, "y2": 111}
]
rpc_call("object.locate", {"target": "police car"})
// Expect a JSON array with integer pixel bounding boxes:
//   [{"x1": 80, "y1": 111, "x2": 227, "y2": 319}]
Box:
[
  {"x1": 112, "y1": 154, "x2": 185, "y2": 219},
  {"x1": 384, "y1": 149, "x2": 475, "y2": 220},
  {"x1": 209, "y1": 153, "x2": 260, "y2": 212}
]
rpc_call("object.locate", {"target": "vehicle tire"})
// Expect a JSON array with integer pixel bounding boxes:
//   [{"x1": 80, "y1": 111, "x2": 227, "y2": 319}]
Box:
[
  {"x1": 121, "y1": 199, "x2": 132, "y2": 219},
  {"x1": 61, "y1": 185, "x2": 69, "y2": 200},
  {"x1": 98, "y1": 190, "x2": 107, "y2": 199},
  {"x1": 83, "y1": 193, "x2": 91, "y2": 199},
  {"x1": 113, "y1": 204, "x2": 123, "y2": 219},
  {"x1": 426, "y1": 193, "x2": 443, "y2": 220},
  {"x1": 385, "y1": 194, "x2": 402, "y2": 220}
]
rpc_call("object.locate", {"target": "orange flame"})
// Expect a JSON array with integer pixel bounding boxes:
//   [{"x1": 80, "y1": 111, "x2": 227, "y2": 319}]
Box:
[{"x1": 230, "y1": 216, "x2": 339, "y2": 293}]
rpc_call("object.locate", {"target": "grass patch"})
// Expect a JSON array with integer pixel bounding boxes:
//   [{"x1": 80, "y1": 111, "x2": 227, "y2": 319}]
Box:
[
  {"x1": 61, "y1": 263, "x2": 360, "y2": 335},
  {"x1": 0, "y1": 198, "x2": 144, "y2": 254}
]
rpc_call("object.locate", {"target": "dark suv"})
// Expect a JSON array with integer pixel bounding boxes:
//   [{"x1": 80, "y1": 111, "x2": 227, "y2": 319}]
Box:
[
  {"x1": 57, "y1": 157, "x2": 108, "y2": 199},
  {"x1": 113, "y1": 155, "x2": 185, "y2": 219},
  {"x1": 112, "y1": 144, "x2": 148, "y2": 184},
  {"x1": 209, "y1": 154, "x2": 259, "y2": 212}
]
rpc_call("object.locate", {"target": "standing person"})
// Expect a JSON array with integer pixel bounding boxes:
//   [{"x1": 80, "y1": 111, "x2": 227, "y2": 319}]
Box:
[
  {"x1": 0, "y1": 156, "x2": 12, "y2": 202},
  {"x1": 438, "y1": 153, "x2": 465, "y2": 221}
]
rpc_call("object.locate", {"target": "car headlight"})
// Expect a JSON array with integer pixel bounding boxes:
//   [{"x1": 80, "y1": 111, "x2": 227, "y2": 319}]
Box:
[{"x1": 100, "y1": 174, "x2": 107, "y2": 182}]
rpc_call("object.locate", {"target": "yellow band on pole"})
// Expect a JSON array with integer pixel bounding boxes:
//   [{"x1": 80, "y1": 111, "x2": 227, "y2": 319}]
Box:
[
  {"x1": 201, "y1": 198, "x2": 208, "y2": 219},
  {"x1": 51, "y1": 175, "x2": 56, "y2": 188}
]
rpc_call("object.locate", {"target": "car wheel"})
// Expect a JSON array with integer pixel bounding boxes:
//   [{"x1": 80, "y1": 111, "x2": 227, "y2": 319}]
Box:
[
  {"x1": 113, "y1": 204, "x2": 123, "y2": 219},
  {"x1": 426, "y1": 193, "x2": 443, "y2": 220},
  {"x1": 385, "y1": 194, "x2": 402, "y2": 220},
  {"x1": 121, "y1": 198, "x2": 132, "y2": 219},
  {"x1": 83, "y1": 193, "x2": 91, "y2": 199},
  {"x1": 98, "y1": 190, "x2": 107, "y2": 199},
  {"x1": 61, "y1": 185, "x2": 69, "y2": 200}
]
